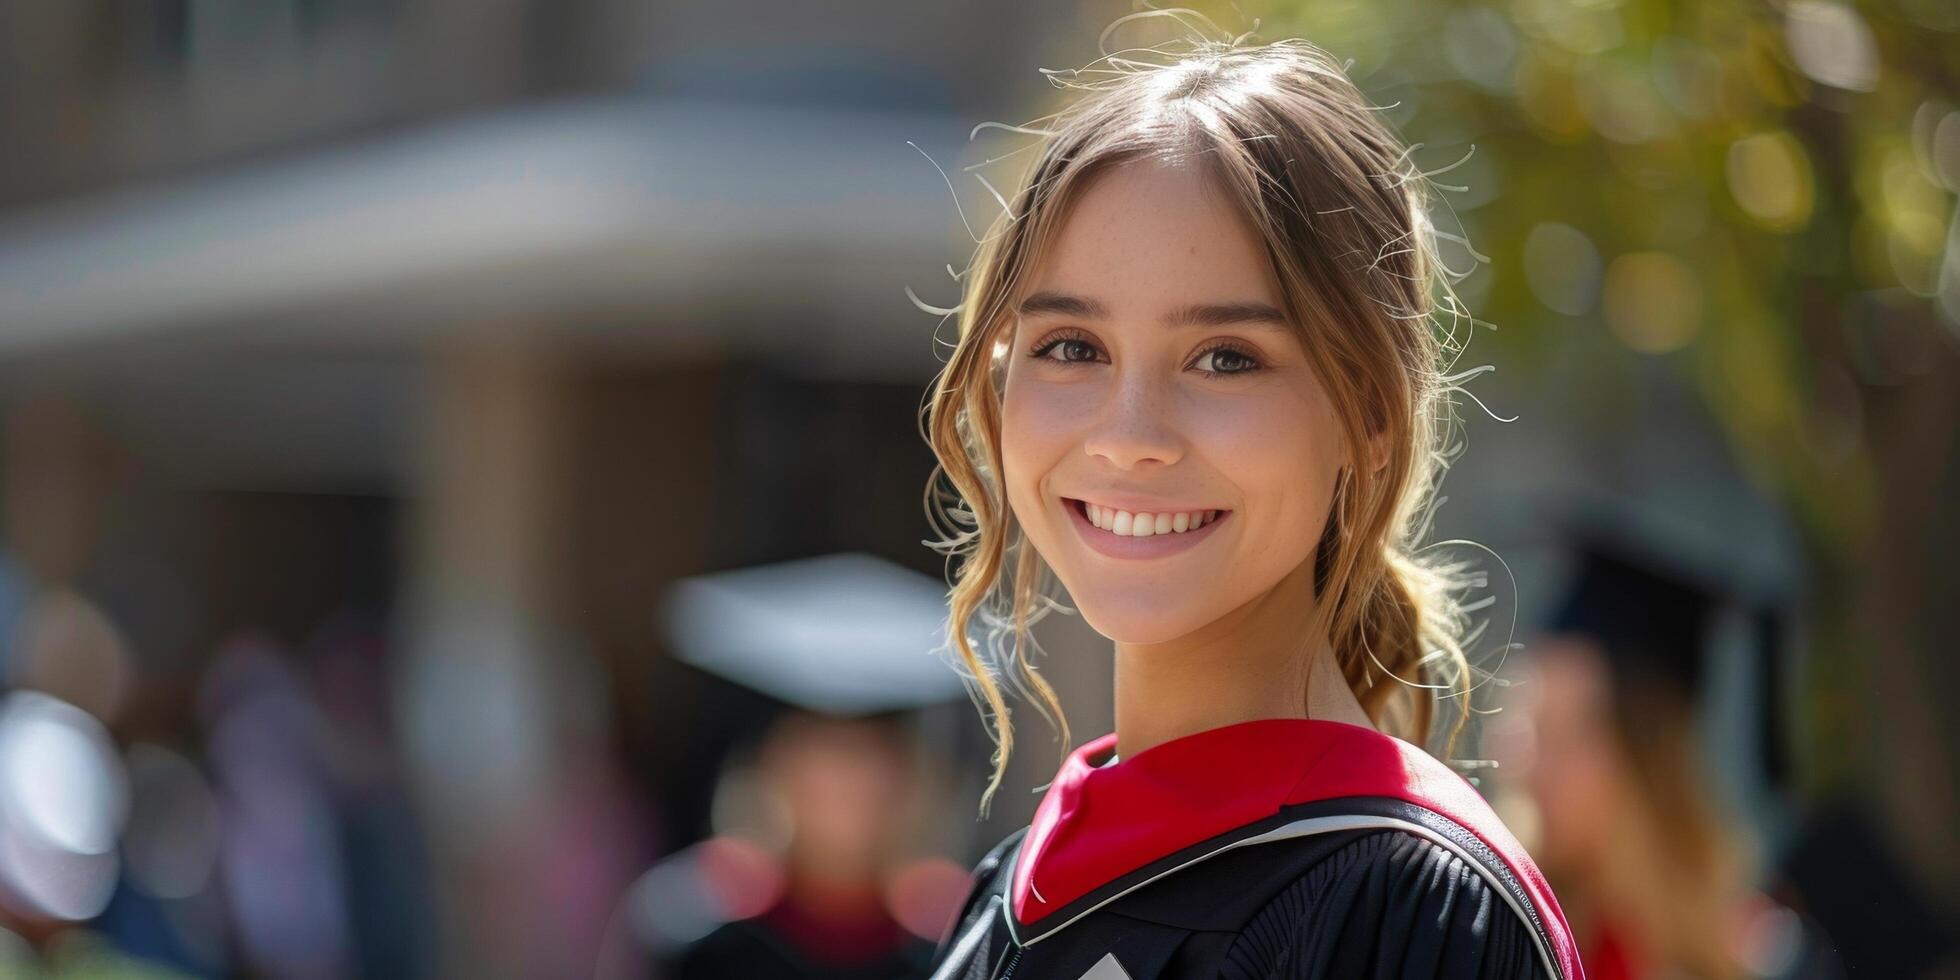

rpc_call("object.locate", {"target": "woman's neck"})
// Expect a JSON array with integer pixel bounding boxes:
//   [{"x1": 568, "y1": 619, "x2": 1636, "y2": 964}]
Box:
[{"x1": 1111, "y1": 559, "x2": 1375, "y2": 761}]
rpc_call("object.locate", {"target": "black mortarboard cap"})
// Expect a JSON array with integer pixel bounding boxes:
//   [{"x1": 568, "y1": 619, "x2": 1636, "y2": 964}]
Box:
[{"x1": 1543, "y1": 539, "x2": 1724, "y2": 701}]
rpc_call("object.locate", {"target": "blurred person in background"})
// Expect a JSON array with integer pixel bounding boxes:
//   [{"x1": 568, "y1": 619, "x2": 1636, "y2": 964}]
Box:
[
  {"x1": 1506, "y1": 543, "x2": 1843, "y2": 980},
  {"x1": 663, "y1": 711, "x2": 940, "y2": 980},
  {"x1": 635, "y1": 553, "x2": 972, "y2": 979},
  {"x1": 0, "y1": 577, "x2": 204, "y2": 976}
]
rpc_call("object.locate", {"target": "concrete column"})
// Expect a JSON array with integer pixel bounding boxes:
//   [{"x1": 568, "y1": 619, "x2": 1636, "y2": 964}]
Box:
[{"x1": 395, "y1": 335, "x2": 577, "y2": 978}]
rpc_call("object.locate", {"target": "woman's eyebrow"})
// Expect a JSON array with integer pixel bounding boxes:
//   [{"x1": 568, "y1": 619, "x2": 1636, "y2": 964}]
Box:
[
  {"x1": 1163, "y1": 300, "x2": 1290, "y2": 330},
  {"x1": 1017, "y1": 291, "x2": 1109, "y2": 319},
  {"x1": 1017, "y1": 291, "x2": 1290, "y2": 330}
]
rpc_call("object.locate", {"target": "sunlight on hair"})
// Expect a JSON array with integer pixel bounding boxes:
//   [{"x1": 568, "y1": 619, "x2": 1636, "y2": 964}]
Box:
[{"x1": 915, "y1": 5, "x2": 1517, "y2": 816}]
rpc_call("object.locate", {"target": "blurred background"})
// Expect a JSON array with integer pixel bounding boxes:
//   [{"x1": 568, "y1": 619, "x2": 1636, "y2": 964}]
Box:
[{"x1": 0, "y1": 0, "x2": 1952, "y2": 977}]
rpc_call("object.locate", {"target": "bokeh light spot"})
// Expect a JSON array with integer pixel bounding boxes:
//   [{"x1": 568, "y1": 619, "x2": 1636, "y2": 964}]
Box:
[
  {"x1": 1522, "y1": 222, "x2": 1603, "y2": 315},
  {"x1": 1727, "y1": 132, "x2": 1816, "y2": 232},
  {"x1": 1603, "y1": 251, "x2": 1703, "y2": 353},
  {"x1": 1784, "y1": 1, "x2": 1880, "y2": 93}
]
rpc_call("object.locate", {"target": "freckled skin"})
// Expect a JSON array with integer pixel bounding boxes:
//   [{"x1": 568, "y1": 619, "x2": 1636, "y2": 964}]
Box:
[{"x1": 1000, "y1": 158, "x2": 1346, "y2": 646}]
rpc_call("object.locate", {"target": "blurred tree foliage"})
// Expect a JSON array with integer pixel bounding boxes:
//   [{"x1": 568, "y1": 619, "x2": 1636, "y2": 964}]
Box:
[{"x1": 1247, "y1": 0, "x2": 1956, "y2": 870}]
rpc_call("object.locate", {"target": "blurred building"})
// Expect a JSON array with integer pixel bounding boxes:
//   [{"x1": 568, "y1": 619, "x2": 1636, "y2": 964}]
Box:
[{"x1": 0, "y1": 1, "x2": 1116, "y2": 974}]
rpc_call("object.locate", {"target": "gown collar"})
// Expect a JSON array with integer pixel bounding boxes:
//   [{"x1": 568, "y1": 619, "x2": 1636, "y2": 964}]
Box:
[
  {"x1": 1003, "y1": 716, "x2": 1585, "y2": 980},
  {"x1": 1010, "y1": 717, "x2": 1360, "y2": 923}
]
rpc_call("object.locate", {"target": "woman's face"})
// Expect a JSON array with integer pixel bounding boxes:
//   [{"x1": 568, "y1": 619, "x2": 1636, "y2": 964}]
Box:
[{"x1": 1000, "y1": 159, "x2": 1347, "y2": 645}]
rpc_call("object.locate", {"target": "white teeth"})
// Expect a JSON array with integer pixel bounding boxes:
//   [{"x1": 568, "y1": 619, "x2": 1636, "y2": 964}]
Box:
[{"x1": 1080, "y1": 502, "x2": 1221, "y2": 536}]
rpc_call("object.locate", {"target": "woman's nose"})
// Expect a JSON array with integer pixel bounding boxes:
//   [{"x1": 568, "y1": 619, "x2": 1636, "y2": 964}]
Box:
[{"x1": 1081, "y1": 370, "x2": 1184, "y2": 470}]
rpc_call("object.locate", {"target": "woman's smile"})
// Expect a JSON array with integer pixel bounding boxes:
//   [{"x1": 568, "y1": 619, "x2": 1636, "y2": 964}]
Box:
[{"x1": 1063, "y1": 495, "x2": 1232, "y2": 560}]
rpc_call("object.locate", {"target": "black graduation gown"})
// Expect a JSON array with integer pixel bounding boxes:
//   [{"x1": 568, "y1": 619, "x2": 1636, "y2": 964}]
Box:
[{"x1": 927, "y1": 718, "x2": 1584, "y2": 980}]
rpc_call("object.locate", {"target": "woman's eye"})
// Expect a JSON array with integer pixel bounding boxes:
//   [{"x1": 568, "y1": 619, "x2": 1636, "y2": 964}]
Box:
[
  {"x1": 1033, "y1": 337, "x2": 1101, "y2": 364},
  {"x1": 1192, "y1": 346, "x2": 1260, "y2": 375},
  {"x1": 1029, "y1": 336, "x2": 1259, "y2": 374}
]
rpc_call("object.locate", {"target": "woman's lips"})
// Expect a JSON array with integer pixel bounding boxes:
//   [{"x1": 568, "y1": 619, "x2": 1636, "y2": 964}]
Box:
[{"x1": 1063, "y1": 497, "x2": 1230, "y2": 560}]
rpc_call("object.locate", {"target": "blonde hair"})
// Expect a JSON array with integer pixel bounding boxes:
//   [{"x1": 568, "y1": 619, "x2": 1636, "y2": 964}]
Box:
[
  {"x1": 1603, "y1": 670, "x2": 1758, "y2": 980},
  {"x1": 921, "y1": 19, "x2": 1492, "y2": 817}
]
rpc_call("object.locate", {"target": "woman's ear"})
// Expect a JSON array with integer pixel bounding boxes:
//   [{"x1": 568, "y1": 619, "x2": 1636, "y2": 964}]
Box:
[{"x1": 1362, "y1": 429, "x2": 1391, "y2": 475}]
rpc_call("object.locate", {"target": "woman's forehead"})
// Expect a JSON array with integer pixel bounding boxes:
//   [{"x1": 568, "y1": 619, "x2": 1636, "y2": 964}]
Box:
[{"x1": 1022, "y1": 161, "x2": 1283, "y2": 318}]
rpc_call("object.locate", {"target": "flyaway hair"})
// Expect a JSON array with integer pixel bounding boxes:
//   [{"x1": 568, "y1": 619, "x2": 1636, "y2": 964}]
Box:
[{"x1": 918, "y1": 10, "x2": 1507, "y2": 817}]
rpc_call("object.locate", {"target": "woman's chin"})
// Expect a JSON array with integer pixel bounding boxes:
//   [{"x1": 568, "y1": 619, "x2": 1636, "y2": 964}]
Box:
[{"x1": 1076, "y1": 601, "x2": 1207, "y2": 646}]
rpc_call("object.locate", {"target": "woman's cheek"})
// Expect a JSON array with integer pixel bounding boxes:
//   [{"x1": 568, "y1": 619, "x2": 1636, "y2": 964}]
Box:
[
  {"x1": 1004, "y1": 375, "x2": 1092, "y2": 456},
  {"x1": 1192, "y1": 389, "x2": 1335, "y2": 555},
  {"x1": 1183, "y1": 391, "x2": 1300, "y2": 480},
  {"x1": 1000, "y1": 379, "x2": 1072, "y2": 525}
]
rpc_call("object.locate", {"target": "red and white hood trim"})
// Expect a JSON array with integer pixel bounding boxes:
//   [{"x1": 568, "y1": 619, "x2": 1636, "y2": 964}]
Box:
[{"x1": 1007, "y1": 717, "x2": 1584, "y2": 980}]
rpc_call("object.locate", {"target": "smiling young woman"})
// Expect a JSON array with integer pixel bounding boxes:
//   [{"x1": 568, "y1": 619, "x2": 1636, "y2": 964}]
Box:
[{"x1": 919, "y1": 23, "x2": 1582, "y2": 980}]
